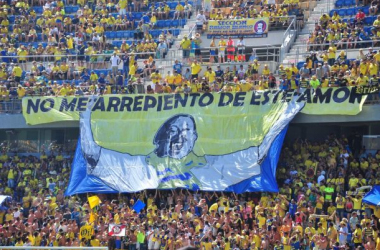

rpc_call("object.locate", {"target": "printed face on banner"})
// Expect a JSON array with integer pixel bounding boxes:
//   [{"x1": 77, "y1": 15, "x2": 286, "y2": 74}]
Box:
[
  {"x1": 154, "y1": 115, "x2": 198, "y2": 159},
  {"x1": 254, "y1": 21, "x2": 267, "y2": 34}
]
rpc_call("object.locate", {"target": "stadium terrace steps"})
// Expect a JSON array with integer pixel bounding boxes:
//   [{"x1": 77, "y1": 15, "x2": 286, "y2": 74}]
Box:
[
  {"x1": 154, "y1": 12, "x2": 198, "y2": 67},
  {"x1": 281, "y1": 0, "x2": 335, "y2": 66}
]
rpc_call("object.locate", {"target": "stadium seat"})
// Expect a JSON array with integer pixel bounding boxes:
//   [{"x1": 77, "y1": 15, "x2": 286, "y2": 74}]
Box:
[
  {"x1": 156, "y1": 20, "x2": 165, "y2": 28},
  {"x1": 112, "y1": 41, "x2": 121, "y2": 47},
  {"x1": 355, "y1": 6, "x2": 363, "y2": 13},
  {"x1": 165, "y1": 20, "x2": 172, "y2": 27},
  {"x1": 65, "y1": 6, "x2": 73, "y2": 13},
  {"x1": 172, "y1": 19, "x2": 179, "y2": 27},
  {"x1": 297, "y1": 62, "x2": 305, "y2": 69},
  {"x1": 344, "y1": 0, "x2": 352, "y2": 6},
  {"x1": 172, "y1": 29, "x2": 180, "y2": 36},
  {"x1": 346, "y1": 8, "x2": 355, "y2": 16},
  {"x1": 329, "y1": 10, "x2": 336, "y2": 17},
  {"x1": 364, "y1": 26, "x2": 372, "y2": 34},
  {"x1": 73, "y1": 80, "x2": 81, "y2": 85},
  {"x1": 134, "y1": 12, "x2": 143, "y2": 20},
  {"x1": 365, "y1": 16, "x2": 374, "y2": 25},
  {"x1": 363, "y1": 6, "x2": 370, "y2": 15},
  {"x1": 150, "y1": 30, "x2": 160, "y2": 38},
  {"x1": 105, "y1": 31, "x2": 113, "y2": 39},
  {"x1": 32, "y1": 6, "x2": 43, "y2": 14},
  {"x1": 72, "y1": 6, "x2": 80, "y2": 12},
  {"x1": 116, "y1": 31, "x2": 124, "y2": 39},
  {"x1": 335, "y1": 0, "x2": 344, "y2": 7},
  {"x1": 168, "y1": 2, "x2": 177, "y2": 9},
  {"x1": 338, "y1": 9, "x2": 346, "y2": 16}
]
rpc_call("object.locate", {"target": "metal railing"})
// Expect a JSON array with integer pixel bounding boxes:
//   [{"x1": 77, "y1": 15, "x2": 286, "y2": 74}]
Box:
[
  {"x1": 280, "y1": 15, "x2": 298, "y2": 62},
  {"x1": 0, "y1": 99, "x2": 22, "y2": 114},
  {"x1": 156, "y1": 60, "x2": 280, "y2": 75},
  {"x1": 292, "y1": 39, "x2": 380, "y2": 47},
  {"x1": 283, "y1": 40, "x2": 380, "y2": 65},
  {"x1": 0, "y1": 52, "x2": 157, "y2": 60}
]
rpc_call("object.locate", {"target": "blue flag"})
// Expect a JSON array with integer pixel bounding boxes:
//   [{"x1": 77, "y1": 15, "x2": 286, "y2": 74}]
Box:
[{"x1": 132, "y1": 200, "x2": 146, "y2": 213}]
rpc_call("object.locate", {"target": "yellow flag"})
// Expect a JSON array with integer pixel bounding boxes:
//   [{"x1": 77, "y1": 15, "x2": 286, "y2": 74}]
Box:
[
  {"x1": 89, "y1": 212, "x2": 95, "y2": 223},
  {"x1": 88, "y1": 195, "x2": 101, "y2": 209}
]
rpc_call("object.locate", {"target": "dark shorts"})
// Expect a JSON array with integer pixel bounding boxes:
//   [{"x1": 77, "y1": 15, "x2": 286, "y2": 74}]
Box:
[
  {"x1": 191, "y1": 74, "x2": 198, "y2": 79},
  {"x1": 195, "y1": 49, "x2": 201, "y2": 56},
  {"x1": 183, "y1": 49, "x2": 190, "y2": 58}
]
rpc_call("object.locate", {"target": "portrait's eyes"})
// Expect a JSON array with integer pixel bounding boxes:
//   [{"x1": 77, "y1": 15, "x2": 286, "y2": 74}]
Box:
[
  {"x1": 168, "y1": 126, "x2": 179, "y2": 137},
  {"x1": 181, "y1": 128, "x2": 190, "y2": 133}
]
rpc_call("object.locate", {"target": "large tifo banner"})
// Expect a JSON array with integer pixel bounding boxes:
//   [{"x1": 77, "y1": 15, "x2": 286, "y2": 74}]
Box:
[
  {"x1": 21, "y1": 88, "x2": 366, "y2": 194},
  {"x1": 207, "y1": 18, "x2": 269, "y2": 38}
]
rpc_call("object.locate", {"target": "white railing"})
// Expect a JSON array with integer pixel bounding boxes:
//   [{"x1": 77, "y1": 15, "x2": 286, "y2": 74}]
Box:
[
  {"x1": 284, "y1": 40, "x2": 380, "y2": 64},
  {"x1": 280, "y1": 15, "x2": 298, "y2": 62}
]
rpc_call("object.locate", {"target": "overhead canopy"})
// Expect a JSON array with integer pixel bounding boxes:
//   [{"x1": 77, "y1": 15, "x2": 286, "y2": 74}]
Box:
[{"x1": 363, "y1": 185, "x2": 380, "y2": 206}]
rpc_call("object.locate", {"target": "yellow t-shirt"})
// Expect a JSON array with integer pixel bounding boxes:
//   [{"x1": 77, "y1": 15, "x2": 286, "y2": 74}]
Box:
[
  {"x1": 13, "y1": 66, "x2": 23, "y2": 77},
  {"x1": 180, "y1": 39, "x2": 191, "y2": 49},
  {"x1": 191, "y1": 63, "x2": 201, "y2": 75},
  {"x1": 90, "y1": 239, "x2": 100, "y2": 247},
  {"x1": 204, "y1": 70, "x2": 216, "y2": 83},
  {"x1": 353, "y1": 228, "x2": 362, "y2": 243}
]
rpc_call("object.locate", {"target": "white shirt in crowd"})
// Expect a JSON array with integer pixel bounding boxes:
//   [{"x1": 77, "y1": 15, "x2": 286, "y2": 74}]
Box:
[
  {"x1": 237, "y1": 39, "x2": 246, "y2": 49},
  {"x1": 196, "y1": 13, "x2": 207, "y2": 25},
  {"x1": 110, "y1": 55, "x2": 120, "y2": 67}
]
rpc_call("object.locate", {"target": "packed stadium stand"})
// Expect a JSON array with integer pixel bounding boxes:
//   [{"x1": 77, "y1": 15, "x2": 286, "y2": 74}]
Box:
[{"x1": 1, "y1": 0, "x2": 380, "y2": 249}]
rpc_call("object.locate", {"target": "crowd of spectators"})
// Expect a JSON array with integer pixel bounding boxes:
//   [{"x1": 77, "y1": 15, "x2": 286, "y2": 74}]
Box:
[
  {"x1": 2, "y1": 0, "x2": 380, "y2": 248},
  {"x1": 0, "y1": 0, "x2": 192, "y2": 70},
  {"x1": 0, "y1": 0, "x2": 309, "y2": 102},
  {"x1": 290, "y1": 47, "x2": 379, "y2": 98},
  {"x1": 307, "y1": 6, "x2": 380, "y2": 51},
  {"x1": 0, "y1": 133, "x2": 380, "y2": 249},
  {"x1": 0, "y1": 47, "x2": 380, "y2": 108}
]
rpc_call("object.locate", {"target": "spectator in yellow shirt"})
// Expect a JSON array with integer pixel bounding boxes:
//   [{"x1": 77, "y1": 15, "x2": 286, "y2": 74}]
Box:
[
  {"x1": 17, "y1": 85, "x2": 26, "y2": 98},
  {"x1": 13, "y1": 64, "x2": 23, "y2": 83},
  {"x1": 191, "y1": 61, "x2": 202, "y2": 80},
  {"x1": 174, "y1": 2, "x2": 184, "y2": 19},
  {"x1": 204, "y1": 67, "x2": 216, "y2": 83}
]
